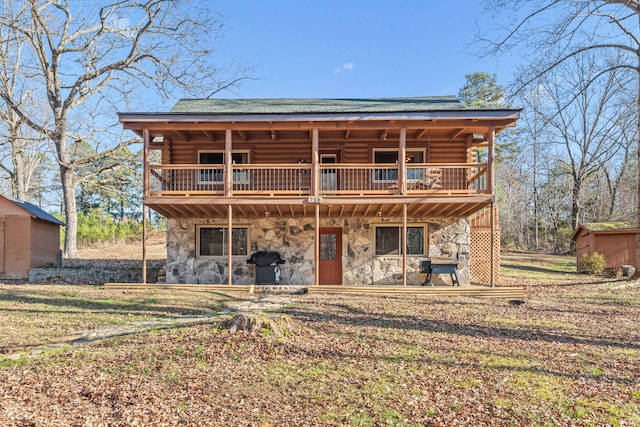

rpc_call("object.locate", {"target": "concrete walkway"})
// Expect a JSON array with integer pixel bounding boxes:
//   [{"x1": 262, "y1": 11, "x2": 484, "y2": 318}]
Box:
[{"x1": 4, "y1": 295, "x2": 294, "y2": 361}]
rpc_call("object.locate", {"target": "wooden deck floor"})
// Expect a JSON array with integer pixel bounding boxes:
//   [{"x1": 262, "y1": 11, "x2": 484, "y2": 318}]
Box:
[{"x1": 104, "y1": 283, "x2": 527, "y2": 298}]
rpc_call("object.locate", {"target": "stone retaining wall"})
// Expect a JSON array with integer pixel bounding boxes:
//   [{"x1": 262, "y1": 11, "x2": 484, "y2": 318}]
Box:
[{"x1": 29, "y1": 263, "x2": 161, "y2": 284}]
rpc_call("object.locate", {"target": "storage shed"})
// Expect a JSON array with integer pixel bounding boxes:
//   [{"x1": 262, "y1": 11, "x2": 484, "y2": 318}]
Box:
[
  {"x1": 572, "y1": 222, "x2": 637, "y2": 271},
  {"x1": 0, "y1": 194, "x2": 64, "y2": 279}
]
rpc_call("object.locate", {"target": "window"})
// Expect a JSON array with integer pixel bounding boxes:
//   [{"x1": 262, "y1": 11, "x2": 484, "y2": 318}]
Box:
[
  {"x1": 375, "y1": 226, "x2": 425, "y2": 256},
  {"x1": 373, "y1": 151, "x2": 399, "y2": 182},
  {"x1": 404, "y1": 151, "x2": 425, "y2": 182},
  {"x1": 373, "y1": 149, "x2": 425, "y2": 182},
  {"x1": 198, "y1": 151, "x2": 249, "y2": 183},
  {"x1": 197, "y1": 226, "x2": 248, "y2": 257}
]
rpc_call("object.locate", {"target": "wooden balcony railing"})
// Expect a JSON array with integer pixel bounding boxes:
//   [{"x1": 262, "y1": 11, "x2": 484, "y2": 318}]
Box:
[{"x1": 147, "y1": 163, "x2": 487, "y2": 197}]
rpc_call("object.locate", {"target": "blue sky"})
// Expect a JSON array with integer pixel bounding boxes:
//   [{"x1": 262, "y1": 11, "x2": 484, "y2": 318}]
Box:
[{"x1": 214, "y1": 1, "x2": 520, "y2": 99}]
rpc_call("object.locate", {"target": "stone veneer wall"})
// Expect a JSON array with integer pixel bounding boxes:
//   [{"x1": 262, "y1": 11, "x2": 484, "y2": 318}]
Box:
[{"x1": 166, "y1": 217, "x2": 470, "y2": 286}]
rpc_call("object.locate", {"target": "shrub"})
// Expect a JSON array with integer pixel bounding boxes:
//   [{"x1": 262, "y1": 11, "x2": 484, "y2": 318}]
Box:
[
  {"x1": 581, "y1": 252, "x2": 607, "y2": 275},
  {"x1": 57, "y1": 209, "x2": 145, "y2": 247}
]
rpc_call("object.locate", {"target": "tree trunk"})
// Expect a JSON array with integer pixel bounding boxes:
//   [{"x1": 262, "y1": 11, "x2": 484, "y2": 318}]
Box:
[
  {"x1": 572, "y1": 180, "x2": 581, "y2": 231},
  {"x1": 60, "y1": 164, "x2": 77, "y2": 258},
  {"x1": 8, "y1": 114, "x2": 28, "y2": 201},
  {"x1": 637, "y1": 56, "x2": 640, "y2": 270}
]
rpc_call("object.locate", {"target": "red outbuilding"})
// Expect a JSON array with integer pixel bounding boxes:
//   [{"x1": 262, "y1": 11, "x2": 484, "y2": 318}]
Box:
[{"x1": 0, "y1": 194, "x2": 64, "y2": 279}]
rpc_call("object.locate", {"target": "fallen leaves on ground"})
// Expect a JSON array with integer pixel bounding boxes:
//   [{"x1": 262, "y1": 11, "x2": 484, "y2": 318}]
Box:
[{"x1": 1, "y1": 281, "x2": 639, "y2": 426}]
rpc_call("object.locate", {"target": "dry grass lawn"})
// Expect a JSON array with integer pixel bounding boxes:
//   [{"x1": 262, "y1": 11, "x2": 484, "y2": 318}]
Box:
[{"x1": 0, "y1": 249, "x2": 639, "y2": 426}]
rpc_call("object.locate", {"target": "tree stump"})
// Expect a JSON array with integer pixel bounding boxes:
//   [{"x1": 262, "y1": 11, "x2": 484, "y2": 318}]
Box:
[
  {"x1": 221, "y1": 313, "x2": 294, "y2": 337},
  {"x1": 621, "y1": 265, "x2": 635, "y2": 277}
]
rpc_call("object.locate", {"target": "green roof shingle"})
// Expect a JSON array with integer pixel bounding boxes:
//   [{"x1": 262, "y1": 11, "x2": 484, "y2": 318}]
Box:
[{"x1": 170, "y1": 96, "x2": 467, "y2": 115}]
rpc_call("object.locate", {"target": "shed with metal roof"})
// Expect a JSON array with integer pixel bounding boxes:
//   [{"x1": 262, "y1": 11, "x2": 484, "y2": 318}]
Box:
[
  {"x1": 0, "y1": 194, "x2": 64, "y2": 279},
  {"x1": 572, "y1": 222, "x2": 637, "y2": 271}
]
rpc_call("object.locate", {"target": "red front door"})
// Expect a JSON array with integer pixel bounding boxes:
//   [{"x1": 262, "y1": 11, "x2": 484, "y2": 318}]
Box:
[{"x1": 318, "y1": 227, "x2": 343, "y2": 285}]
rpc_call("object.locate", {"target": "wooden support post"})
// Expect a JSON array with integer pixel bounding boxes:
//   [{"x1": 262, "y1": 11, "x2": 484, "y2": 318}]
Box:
[
  {"x1": 142, "y1": 129, "x2": 150, "y2": 284},
  {"x1": 311, "y1": 128, "x2": 319, "y2": 197},
  {"x1": 487, "y1": 127, "x2": 495, "y2": 195},
  {"x1": 228, "y1": 204, "x2": 233, "y2": 286},
  {"x1": 143, "y1": 129, "x2": 150, "y2": 199},
  {"x1": 142, "y1": 205, "x2": 147, "y2": 284},
  {"x1": 490, "y1": 200, "x2": 496, "y2": 287},
  {"x1": 399, "y1": 127, "x2": 407, "y2": 195},
  {"x1": 402, "y1": 203, "x2": 407, "y2": 286},
  {"x1": 314, "y1": 204, "x2": 320, "y2": 286},
  {"x1": 488, "y1": 127, "x2": 496, "y2": 287},
  {"x1": 225, "y1": 129, "x2": 232, "y2": 197}
]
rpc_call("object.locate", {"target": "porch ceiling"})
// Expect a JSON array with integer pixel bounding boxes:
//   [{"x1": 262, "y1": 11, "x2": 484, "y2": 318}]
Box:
[
  {"x1": 145, "y1": 195, "x2": 492, "y2": 220},
  {"x1": 134, "y1": 120, "x2": 512, "y2": 147}
]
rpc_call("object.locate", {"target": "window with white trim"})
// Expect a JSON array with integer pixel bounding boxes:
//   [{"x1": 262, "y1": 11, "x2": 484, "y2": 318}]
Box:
[
  {"x1": 373, "y1": 149, "x2": 425, "y2": 182},
  {"x1": 375, "y1": 225, "x2": 425, "y2": 256},
  {"x1": 198, "y1": 151, "x2": 249, "y2": 183},
  {"x1": 197, "y1": 226, "x2": 248, "y2": 257}
]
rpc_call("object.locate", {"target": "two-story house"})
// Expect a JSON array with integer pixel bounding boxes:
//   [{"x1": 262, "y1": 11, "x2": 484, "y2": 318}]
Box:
[{"x1": 119, "y1": 97, "x2": 519, "y2": 287}]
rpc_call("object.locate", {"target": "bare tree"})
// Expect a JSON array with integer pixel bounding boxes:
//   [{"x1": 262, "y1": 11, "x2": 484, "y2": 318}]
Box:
[
  {"x1": 0, "y1": 0, "x2": 250, "y2": 256},
  {"x1": 0, "y1": 119, "x2": 52, "y2": 202},
  {"x1": 534, "y1": 54, "x2": 632, "y2": 230},
  {"x1": 478, "y1": 0, "x2": 640, "y2": 262},
  {"x1": 0, "y1": 5, "x2": 52, "y2": 202}
]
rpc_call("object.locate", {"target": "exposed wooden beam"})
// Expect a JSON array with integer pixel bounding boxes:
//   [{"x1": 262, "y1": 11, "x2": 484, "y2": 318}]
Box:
[
  {"x1": 432, "y1": 203, "x2": 453, "y2": 217},
  {"x1": 193, "y1": 204, "x2": 210, "y2": 216},
  {"x1": 236, "y1": 130, "x2": 247, "y2": 141},
  {"x1": 456, "y1": 202, "x2": 487, "y2": 218},
  {"x1": 414, "y1": 129, "x2": 428, "y2": 140},
  {"x1": 203, "y1": 131, "x2": 216, "y2": 141},
  {"x1": 176, "y1": 130, "x2": 191, "y2": 141},
  {"x1": 449, "y1": 128, "x2": 466, "y2": 139},
  {"x1": 388, "y1": 203, "x2": 402, "y2": 216},
  {"x1": 407, "y1": 204, "x2": 423, "y2": 217},
  {"x1": 234, "y1": 204, "x2": 248, "y2": 217},
  {"x1": 181, "y1": 204, "x2": 200, "y2": 217},
  {"x1": 210, "y1": 205, "x2": 227, "y2": 217}
]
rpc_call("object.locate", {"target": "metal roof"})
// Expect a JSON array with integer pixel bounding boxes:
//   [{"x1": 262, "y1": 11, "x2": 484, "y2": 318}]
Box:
[
  {"x1": 4, "y1": 195, "x2": 65, "y2": 226},
  {"x1": 169, "y1": 96, "x2": 468, "y2": 115}
]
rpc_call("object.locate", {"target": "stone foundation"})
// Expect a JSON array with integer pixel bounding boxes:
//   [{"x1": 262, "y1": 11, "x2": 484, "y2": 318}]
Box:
[{"x1": 166, "y1": 217, "x2": 470, "y2": 286}]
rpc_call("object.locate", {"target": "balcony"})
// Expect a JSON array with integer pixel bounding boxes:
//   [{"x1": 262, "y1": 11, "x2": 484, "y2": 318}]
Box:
[{"x1": 147, "y1": 163, "x2": 488, "y2": 198}]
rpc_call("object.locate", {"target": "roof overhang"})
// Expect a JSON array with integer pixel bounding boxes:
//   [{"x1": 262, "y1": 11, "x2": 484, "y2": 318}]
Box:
[
  {"x1": 145, "y1": 195, "x2": 493, "y2": 220},
  {"x1": 119, "y1": 110, "x2": 521, "y2": 126}
]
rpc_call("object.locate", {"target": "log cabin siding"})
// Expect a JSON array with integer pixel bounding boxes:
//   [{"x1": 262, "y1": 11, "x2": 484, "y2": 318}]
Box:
[{"x1": 160, "y1": 138, "x2": 470, "y2": 165}]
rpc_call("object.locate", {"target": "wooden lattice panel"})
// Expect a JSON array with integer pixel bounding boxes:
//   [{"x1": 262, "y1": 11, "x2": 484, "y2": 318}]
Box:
[{"x1": 470, "y1": 228, "x2": 500, "y2": 285}]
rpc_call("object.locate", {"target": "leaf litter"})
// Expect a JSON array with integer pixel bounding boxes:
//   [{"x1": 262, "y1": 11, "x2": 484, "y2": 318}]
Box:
[{"x1": 0, "y1": 279, "x2": 639, "y2": 426}]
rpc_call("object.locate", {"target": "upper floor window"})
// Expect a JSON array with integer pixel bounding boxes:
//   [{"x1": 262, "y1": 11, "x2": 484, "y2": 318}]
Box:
[
  {"x1": 373, "y1": 149, "x2": 425, "y2": 182},
  {"x1": 198, "y1": 151, "x2": 249, "y2": 183}
]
